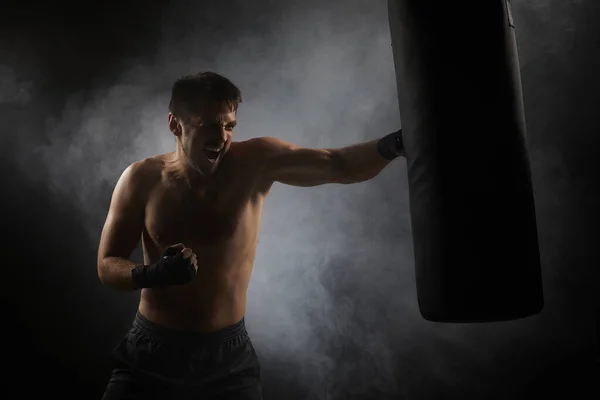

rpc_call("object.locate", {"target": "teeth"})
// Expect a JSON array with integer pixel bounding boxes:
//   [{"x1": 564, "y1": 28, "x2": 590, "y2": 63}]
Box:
[{"x1": 205, "y1": 148, "x2": 222, "y2": 152}]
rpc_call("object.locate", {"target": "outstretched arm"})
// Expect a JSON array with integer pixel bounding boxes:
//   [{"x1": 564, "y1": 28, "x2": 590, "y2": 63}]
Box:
[{"x1": 256, "y1": 129, "x2": 404, "y2": 187}]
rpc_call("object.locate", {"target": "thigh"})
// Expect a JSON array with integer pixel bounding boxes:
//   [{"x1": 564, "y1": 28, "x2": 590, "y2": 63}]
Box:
[
  {"x1": 101, "y1": 368, "x2": 149, "y2": 400},
  {"x1": 102, "y1": 329, "x2": 183, "y2": 399},
  {"x1": 102, "y1": 368, "x2": 179, "y2": 400},
  {"x1": 217, "y1": 383, "x2": 263, "y2": 400},
  {"x1": 198, "y1": 340, "x2": 263, "y2": 400}
]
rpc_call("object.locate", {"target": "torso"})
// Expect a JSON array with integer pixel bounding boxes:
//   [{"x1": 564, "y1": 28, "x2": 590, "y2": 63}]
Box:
[{"x1": 138, "y1": 141, "x2": 271, "y2": 331}]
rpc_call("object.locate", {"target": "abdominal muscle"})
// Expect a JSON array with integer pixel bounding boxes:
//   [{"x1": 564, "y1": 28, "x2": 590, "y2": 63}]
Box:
[
  {"x1": 137, "y1": 201, "x2": 264, "y2": 332},
  {"x1": 138, "y1": 249, "x2": 255, "y2": 332}
]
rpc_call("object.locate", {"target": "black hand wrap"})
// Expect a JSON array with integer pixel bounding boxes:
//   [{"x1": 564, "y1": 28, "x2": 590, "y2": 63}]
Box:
[
  {"x1": 377, "y1": 129, "x2": 404, "y2": 160},
  {"x1": 131, "y1": 246, "x2": 196, "y2": 289}
]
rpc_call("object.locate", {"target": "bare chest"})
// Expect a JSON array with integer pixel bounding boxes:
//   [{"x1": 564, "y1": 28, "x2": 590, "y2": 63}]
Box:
[
  {"x1": 147, "y1": 194, "x2": 240, "y2": 246},
  {"x1": 142, "y1": 175, "x2": 264, "y2": 263}
]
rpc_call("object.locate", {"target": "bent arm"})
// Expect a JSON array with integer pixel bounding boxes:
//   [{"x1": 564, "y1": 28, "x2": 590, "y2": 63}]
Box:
[
  {"x1": 97, "y1": 160, "x2": 151, "y2": 290},
  {"x1": 99, "y1": 256, "x2": 139, "y2": 290},
  {"x1": 256, "y1": 129, "x2": 404, "y2": 187}
]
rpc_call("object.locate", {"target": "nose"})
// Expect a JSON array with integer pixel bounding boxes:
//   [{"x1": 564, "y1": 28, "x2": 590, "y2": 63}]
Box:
[{"x1": 219, "y1": 126, "x2": 229, "y2": 140}]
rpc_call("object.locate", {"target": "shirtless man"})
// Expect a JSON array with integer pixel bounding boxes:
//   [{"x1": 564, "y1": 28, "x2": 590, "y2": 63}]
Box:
[{"x1": 98, "y1": 72, "x2": 404, "y2": 399}]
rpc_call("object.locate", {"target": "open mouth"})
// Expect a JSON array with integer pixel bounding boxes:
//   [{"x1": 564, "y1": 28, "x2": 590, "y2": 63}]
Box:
[{"x1": 203, "y1": 147, "x2": 222, "y2": 162}]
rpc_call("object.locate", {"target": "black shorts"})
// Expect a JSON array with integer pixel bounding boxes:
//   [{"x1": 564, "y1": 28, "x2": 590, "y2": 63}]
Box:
[{"x1": 101, "y1": 312, "x2": 262, "y2": 400}]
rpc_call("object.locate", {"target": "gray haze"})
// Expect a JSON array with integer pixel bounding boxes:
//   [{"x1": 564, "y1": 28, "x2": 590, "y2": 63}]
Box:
[{"x1": 3, "y1": 0, "x2": 595, "y2": 398}]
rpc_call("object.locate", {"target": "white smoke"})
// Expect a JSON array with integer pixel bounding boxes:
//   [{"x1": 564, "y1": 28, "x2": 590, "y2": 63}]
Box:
[{"x1": 4, "y1": 0, "x2": 590, "y2": 398}]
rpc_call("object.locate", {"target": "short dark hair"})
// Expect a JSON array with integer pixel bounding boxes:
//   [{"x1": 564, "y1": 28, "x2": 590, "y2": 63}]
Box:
[{"x1": 168, "y1": 72, "x2": 242, "y2": 119}]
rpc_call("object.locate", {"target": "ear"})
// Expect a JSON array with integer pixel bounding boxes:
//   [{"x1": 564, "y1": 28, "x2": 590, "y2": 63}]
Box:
[{"x1": 168, "y1": 112, "x2": 182, "y2": 137}]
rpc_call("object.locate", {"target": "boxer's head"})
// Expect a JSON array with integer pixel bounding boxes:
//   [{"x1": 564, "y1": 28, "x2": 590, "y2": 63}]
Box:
[{"x1": 168, "y1": 72, "x2": 242, "y2": 174}]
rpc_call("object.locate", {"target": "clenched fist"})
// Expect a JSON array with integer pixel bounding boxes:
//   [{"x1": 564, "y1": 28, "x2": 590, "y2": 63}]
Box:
[{"x1": 131, "y1": 243, "x2": 198, "y2": 289}]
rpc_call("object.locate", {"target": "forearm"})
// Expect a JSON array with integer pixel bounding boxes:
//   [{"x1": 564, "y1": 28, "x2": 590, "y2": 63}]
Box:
[
  {"x1": 335, "y1": 130, "x2": 404, "y2": 184},
  {"x1": 97, "y1": 256, "x2": 139, "y2": 291},
  {"x1": 334, "y1": 140, "x2": 390, "y2": 183}
]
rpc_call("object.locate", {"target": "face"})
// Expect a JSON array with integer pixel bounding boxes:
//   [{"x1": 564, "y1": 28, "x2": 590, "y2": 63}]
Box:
[{"x1": 169, "y1": 101, "x2": 237, "y2": 175}]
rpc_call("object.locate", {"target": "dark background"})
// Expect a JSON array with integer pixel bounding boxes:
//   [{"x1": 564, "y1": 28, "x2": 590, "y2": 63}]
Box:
[{"x1": 2, "y1": 0, "x2": 599, "y2": 399}]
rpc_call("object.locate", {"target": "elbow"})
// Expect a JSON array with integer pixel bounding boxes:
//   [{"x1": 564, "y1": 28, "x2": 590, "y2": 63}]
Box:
[
  {"x1": 329, "y1": 150, "x2": 357, "y2": 184},
  {"x1": 97, "y1": 259, "x2": 108, "y2": 285},
  {"x1": 97, "y1": 257, "x2": 117, "y2": 287}
]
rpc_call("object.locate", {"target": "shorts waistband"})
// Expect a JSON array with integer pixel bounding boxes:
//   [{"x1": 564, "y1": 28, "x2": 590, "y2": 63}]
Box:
[{"x1": 132, "y1": 311, "x2": 248, "y2": 349}]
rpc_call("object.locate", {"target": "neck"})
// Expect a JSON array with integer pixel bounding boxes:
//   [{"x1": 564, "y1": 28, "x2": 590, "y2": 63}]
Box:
[{"x1": 167, "y1": 146, "x2": 208, "y2": 189}]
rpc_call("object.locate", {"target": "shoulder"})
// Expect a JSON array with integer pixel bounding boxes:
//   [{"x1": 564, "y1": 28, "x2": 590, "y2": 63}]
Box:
[
  {"x1": 231, "y1": 137, "x2": 297, "y2": 161},
  {"x1": 125, "y1": 154, "x2": 164, "y2": 180},
  {"x1": 242, "y1": 136, "x2": 296, "y2": 150},
  {"x1": 115, "y1": 154, "x2": 165, "y2": 197},
  {"x1": 226, "y1": 138, "x2": 296, "y2": 189}
]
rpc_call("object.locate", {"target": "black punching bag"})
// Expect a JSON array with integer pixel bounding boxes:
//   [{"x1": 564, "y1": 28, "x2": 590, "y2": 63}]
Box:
[{"x1": 388, "y1": 0, "x2": 544, "y2": 322}]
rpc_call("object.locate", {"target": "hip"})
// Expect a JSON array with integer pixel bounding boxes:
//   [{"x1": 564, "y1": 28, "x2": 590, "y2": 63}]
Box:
[{"x1": 106, "y1": 311, "x2": 261, "y2": 396}]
